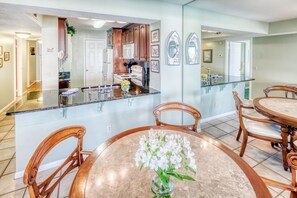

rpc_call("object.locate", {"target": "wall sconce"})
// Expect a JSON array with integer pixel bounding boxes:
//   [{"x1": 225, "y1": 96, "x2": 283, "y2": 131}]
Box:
[{"x1": 15, "y1": 32, "x2": 31, "y2": 39}]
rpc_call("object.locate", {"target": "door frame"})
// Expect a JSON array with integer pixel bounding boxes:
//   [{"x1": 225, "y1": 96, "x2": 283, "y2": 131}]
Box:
[{"x1": 84, "y1": 39, "x2": 106, "y2": 86}]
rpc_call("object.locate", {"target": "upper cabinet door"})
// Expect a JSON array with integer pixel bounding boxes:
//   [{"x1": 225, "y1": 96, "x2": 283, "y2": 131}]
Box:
[
  {"x1": 58, "y1": 18, "x2": 67, "y2": 62},
  {"x1": 139, "y1": 24, "x2": 147, "y2": 61},
  {"x1": 133, "y1": 25, "x2": 140, "y2": 60},
  {"x1": 128, "y1": 28, "x2": 134, "y2": 44}
]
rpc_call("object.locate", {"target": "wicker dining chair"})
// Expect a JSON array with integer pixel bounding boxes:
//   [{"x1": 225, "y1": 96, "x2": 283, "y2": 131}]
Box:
[
  {"x1": 23, "y1": 126, "x2": 92, "y2": 198},
  {"x1": 262, "y1": 152, "x2": 297, "y2": 198},
  {"x1": 264, "y1": 85, "x2": 297, "y2": 98},
  {"x1": 232, "y1": 91, "x2": 288, "y2": 166},
  {"x1": 153, "y1": 102, "x2": 202, "y2": 132}
]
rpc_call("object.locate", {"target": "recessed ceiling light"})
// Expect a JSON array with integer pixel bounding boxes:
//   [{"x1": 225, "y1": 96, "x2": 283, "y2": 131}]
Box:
[
  {"x1": 117, "y1": 21, "x2": 127, "y2": 24},
  {"x1": 15, "y1": 32, "x2": 31, "y2": 39},
  {"x1": 105, "y1": 20, "x2": 115, "y2": 23},
  {"x1": 78, "y1": 17, "x2": 89, "y2": 20},
  {"x1": 93, "y1": 20, "x2": 106, "y2": 28}
]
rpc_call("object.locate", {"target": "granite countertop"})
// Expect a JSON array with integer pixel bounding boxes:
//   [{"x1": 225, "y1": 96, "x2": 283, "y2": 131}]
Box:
[
  {"x1": 6, "y1": 85, "x2": 160, "y2": 115},
  {"x1": 201, "y1": 75, "x2": 255, "y2": 87}
]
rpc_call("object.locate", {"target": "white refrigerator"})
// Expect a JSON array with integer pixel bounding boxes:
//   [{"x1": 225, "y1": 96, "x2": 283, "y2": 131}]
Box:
[{"x1": 103, "y1": 48, "x2": 114, "y2": 84}]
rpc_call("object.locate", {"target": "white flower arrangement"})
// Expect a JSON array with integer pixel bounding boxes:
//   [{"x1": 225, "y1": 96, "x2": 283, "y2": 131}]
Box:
[{"x1": 135, "y1": 129, "x2": 196, "y2": 191}]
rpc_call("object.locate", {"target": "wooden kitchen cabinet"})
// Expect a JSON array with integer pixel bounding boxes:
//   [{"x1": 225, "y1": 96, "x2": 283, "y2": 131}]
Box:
[
  {"x1": 139, "y1": 24, "x2": 147, "y2": 61},
  {"x1": 133, "y1": 25, "x2": 140, "y2": 60},
  {"x1": 128, "y1": 28, "x2": 134, "y2": 44},
  {"x1": 58, "y1": 18, "x2": 67, "y2": 62}
]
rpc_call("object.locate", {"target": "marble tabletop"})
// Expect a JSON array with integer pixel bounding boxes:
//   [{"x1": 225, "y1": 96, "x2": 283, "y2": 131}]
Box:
[
  {"x1": 254, "y1": 97, "x2": 297, "y2": 128},
  {"x1": 70, "y1": 127, "x2": 270, "y2": 197}
]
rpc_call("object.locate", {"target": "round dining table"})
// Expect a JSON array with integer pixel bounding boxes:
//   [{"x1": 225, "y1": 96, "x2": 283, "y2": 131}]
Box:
[
  {"x1": 69, "y1": 126, "x2": 271, "y2": 198},
  {"x1": 253, "y1": 97, "x2": 297, "y2": 128},
  {"x1": 254, "y1": 97, "x2": 297, "y2": 169}
]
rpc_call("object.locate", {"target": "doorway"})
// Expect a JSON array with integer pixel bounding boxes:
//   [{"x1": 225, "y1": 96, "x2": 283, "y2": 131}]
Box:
[
  {"x1": 227, "y1": 40, "x2": 251, "y2": 77},
  {"x1": 84, "y1": 39, "x2": 106, "y2": 86},
  {"x1": 227, "y1": 40, "x2": 251, "y2": 99}
]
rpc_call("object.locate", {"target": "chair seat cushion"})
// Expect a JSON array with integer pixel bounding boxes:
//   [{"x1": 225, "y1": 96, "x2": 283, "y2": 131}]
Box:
[
  {"x1": 243, "y1": 109, "x2": 268, "y2": 119},
  {"x1": 243, "y1": 118, "x2": 281, "y2": 139}
]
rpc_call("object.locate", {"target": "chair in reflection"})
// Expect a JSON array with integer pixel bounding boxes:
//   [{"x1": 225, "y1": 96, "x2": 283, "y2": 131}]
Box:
[
  {"x1": 262, "y1": 152, "x2": 297, "y2": 198},
  {"x1": 23, "y1": 126, "x2": 92, "y2": 197},
  {"x1": 232, "y1": 91, "x2": 288, "y2": 167},
  {"x1": 263, "y1": 85, "x2": 297, "y2": 98},
  {"x1": 153, "y1": 102, "x2": 202, "y2": 132}
]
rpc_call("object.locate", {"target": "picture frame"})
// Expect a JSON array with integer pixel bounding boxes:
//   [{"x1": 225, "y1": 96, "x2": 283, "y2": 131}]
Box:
[
  {"x1": 151, "y1": 60, "x2": 159, "y2": 73},
  {"x1": 4, "y1": 52, "x2": 10, "y2": 61},
  {"x1": 151, "y1": 44, "x2": 160, "y2": 58},
  {"x1": 0, "y1": 46, "x2": 2, "y2": 56},
  {"x1": 203, "y1": 49, "x2": 212, "y2": 63},
  {"x1": 0, "y1": 58, "x2": 3, "y2": 68},
  {"x1": 151, "y1": 29, "x2": 160, "y2": 43}
]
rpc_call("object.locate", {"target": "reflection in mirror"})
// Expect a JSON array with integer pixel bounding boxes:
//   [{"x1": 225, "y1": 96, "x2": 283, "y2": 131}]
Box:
[{"x1": 186, "y1": 32, "x2": 200, "y2": 65}]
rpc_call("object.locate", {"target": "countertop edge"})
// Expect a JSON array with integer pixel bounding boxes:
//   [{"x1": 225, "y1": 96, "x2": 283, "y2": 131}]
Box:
[
  {"x1": 6, "y1": 90, "x2": 161, "y2": 116},
  {"x1": 201, "y1": 78, "x2": 255, "y2": 88}
]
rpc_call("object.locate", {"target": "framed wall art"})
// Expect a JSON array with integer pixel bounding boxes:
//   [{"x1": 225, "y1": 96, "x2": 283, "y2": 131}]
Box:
[
  {"x1": 151, "y1": 44, "x2": 160, "y2": 58},
  {"x1": 0, "y1": 46, "x2": 3, "y2": 56},
  {"x1": 186, "y1": 32, "x2": 200, "y2": 65},
  {"x1": 151, "y1": 60, "x2": 159, "y2": 73},
  {"x1": 4, "y1": 52, "x2": 10, "y2": 61},
  {"x1": 151, "y1": 29, "x2": 160, "y2": 43},
  {"x1": 166, "y1": 31, "x2": 181, "y2": 66},
  {"x1": 203, "y1": 49, "x2": 212, "y2": 63},
  {"x1": 0, "y1": 58, "x2": 3, "y2": 68}
]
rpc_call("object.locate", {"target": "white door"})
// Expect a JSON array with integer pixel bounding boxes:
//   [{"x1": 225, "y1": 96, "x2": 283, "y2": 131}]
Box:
[
  {"x1": 85, "y1": 39, "x2": 105, "y2": 86},
  {"x1": 228, "y1": 42, "x2": 242, "y2": 77}
]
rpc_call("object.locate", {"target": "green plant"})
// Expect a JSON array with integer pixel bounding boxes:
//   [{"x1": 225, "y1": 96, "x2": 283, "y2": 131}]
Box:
[{"x1": 66, "y1": 24, "x2": 76, "y2": 37}]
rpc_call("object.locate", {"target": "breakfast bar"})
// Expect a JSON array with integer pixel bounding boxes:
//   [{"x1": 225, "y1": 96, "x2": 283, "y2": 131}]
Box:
[
  {"x1": 7, "y1": 85, "x2": 160, "y2": 175},
  {"x1": 200, "y1": 75, "x2": 254, "y2": 119}
]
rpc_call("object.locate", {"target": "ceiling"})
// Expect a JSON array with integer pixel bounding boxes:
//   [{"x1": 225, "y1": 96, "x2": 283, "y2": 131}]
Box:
[
  {"x1": 2, "y1": 0, "x2": 297, "y2": 39},
  {"x1": 161, "y1": 0, "x2": 297, "y2": 22},
  {"x1": 67, "y1": 18, "x2": 128, "y2": 31}
]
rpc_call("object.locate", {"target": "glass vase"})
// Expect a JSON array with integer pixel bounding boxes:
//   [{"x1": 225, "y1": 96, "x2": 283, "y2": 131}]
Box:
[
  {"x1": 121, "y1": 85, "x2": 130, "y2": 93},
  {"x1": 151, "y1": 175, "x2": 174, "y2": 197}
]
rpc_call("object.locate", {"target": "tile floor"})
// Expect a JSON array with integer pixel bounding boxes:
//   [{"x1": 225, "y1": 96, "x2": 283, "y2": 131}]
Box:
[{"x1": 0, "y1": 89, "x2": 292, "y2": 197}]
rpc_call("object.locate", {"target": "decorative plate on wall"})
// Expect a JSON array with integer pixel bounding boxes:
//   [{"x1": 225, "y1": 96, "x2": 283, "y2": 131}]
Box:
[
  {"x1": 166, "y1": 31, "x2": 181, "y2": 66},
  {"x1": 185, "y1": 33, "x2": 200, "y2": 65}
]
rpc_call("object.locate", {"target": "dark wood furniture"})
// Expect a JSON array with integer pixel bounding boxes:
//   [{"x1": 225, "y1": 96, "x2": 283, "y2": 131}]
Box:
[
  {"x1": 262, "y1": 152, "x2": 297, "y2": 198},
  {"x1": 122, "y1": 24, "x2": 150, "y2": 61},
  {"x1": 58, "y1": 18, "x2": 67, "y2": 63},
  {"x1": 233, "y1": 92, "x2": 289, "y2": 170},
  {"x1": 69, "y1": 126, "x2": 271, "y2": 198},
  {"x1": 263, "y1": 85, "x2": 297, "y2": 98},
  {"x1": 153, "y1": 102, "x2": 202, "y2": 132},
  {"x1": 23, "y1": 126, "x2": 91, "y2": 197},
  {"x1": 253, "y1": 97, "x2": 297, "y2": 169}
]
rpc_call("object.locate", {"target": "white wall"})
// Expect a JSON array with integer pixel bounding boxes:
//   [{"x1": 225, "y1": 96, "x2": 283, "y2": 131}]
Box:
[
  {"x1": 252, "y1": 34, "x2": 297, "y2": 98},
  {"x1": 202, "y1": 40, "x2": 226, "y2": 75},
  {"x1": 0, "y1": 33, "x2": 15, "y2": 111},
  {"x1": 70, "y1": 29, "x2": 106, "y2": 87},
  {"x1": 42, "y1": 15, "x2": 59, "y2": 90}
]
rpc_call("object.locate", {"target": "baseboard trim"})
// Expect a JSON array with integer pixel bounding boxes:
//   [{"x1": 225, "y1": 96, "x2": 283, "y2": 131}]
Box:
[
  {"x1": 0, "y1": 100, "x2": 16, "y2": 115},
  {"x1": 14, "y1": 158, "x2": 65, "y2": 179},
  {"x1": 200, "y1": 111, "x2": 236, "y2": 123}
]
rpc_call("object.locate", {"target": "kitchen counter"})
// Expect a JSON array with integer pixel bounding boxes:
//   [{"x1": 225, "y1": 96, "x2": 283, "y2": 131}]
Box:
[
  {"x1": 201, "y1": 75, "x2": 255, "y2": 87},
  {"x1": 6, "y1": 85, "x2": 160, "y2": 115}
]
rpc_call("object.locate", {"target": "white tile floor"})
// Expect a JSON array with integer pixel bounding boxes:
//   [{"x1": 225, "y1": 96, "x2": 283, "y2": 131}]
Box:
[{"x1": 0, "y1": 91, "x2": 292, "y2": 197}]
